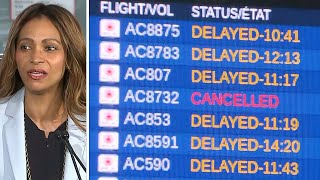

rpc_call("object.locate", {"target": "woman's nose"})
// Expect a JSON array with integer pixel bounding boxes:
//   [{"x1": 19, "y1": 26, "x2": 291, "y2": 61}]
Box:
[{"x1": 30, "y1": 48, "x2": 45, "y2": 64}]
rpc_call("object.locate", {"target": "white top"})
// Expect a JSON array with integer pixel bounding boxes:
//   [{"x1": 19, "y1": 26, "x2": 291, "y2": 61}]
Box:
[{"x1": 0, "y1": 88, "x2": 86, "y2": 180}]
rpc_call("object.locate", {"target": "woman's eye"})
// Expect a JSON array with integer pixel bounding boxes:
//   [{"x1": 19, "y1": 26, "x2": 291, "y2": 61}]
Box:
[
  {"x1": 20, "y1": 45, "x2": 31, "y2": 50},
  {"x1": 45, "y1": 46, "x2": 57, "y2": 51}
]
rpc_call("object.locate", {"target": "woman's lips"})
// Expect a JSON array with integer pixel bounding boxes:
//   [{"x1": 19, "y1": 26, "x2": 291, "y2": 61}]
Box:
[{"x1": 27, "y1": 69, "x2": 47, "y2": 80}]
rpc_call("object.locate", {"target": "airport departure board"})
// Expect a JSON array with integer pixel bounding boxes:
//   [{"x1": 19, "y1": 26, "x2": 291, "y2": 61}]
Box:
[{"x1": 89, "y1": 0, "x2": 320, "y2": 179}]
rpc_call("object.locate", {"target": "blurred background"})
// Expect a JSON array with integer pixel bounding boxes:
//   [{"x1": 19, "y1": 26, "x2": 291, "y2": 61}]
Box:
[{"x1": 0, "y1": 0, "x2": 86, "y2": 60}]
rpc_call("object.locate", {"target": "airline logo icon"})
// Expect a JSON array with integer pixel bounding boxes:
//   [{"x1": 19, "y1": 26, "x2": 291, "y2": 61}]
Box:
[
  {"x1": 98, "y1": 154, "x2": 118, "y2": 173},
  {"x1": 99, "y1": 86, "x2": 119, "y2": 105},
  {"x1": 98, "y1": 131, "x2": 119, "y2": 150},
  {"x1": 100, "y1": 19, "x2": 120, "y2": 38},
  {"x1": 100, "y1": 42, "x2": 120, "y2": 60},
  {"x1": 99, "y1": 109, "x2": 119, "y2": 128},
  {"x1": 99, "y1": 64, "x2": 120, "y2": 83}
]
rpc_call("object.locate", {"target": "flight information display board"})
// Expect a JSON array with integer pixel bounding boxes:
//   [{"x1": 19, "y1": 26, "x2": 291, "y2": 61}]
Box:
[{"x1": 89, "y1": 1, "x2": 320, "y2": 179}]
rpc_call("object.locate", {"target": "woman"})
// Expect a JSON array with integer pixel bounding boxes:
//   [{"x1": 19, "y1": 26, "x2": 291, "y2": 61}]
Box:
[{"x1": 0, "y1": 3, "x2": 86, "y2": 180}]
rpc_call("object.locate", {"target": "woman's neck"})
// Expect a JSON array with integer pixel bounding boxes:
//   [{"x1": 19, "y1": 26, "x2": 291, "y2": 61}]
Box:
[{"x1": 24, "y1": 88, "x2": 68, "y2": 137}]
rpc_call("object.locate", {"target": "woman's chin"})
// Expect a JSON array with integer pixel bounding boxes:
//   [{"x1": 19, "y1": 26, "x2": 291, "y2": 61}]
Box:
[{"x1": 25, "y1": 85, "x2": 49, "y2": 95}]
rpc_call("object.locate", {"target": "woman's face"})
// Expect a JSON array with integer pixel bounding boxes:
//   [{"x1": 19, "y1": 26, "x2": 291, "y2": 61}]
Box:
[{"x1": 15, "y1": 16, "x2": 66, "y2": 94}]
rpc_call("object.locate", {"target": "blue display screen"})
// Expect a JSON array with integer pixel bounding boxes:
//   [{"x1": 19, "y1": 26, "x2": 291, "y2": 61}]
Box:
[{"x1": 89, "y1": 1, "x2": 320, "y2": 179}]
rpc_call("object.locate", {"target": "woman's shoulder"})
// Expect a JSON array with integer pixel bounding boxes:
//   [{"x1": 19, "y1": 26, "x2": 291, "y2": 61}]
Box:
[
  {"x1": 0, "y1": 89, "x2": 24, "y2": 116},
  {"x1": 68, "y1": 115, "x2": 86, "y2": 137},
  {"x1": 0, "y1": 88, "x2": 24, "y2": 106},
  {"x1": 0, "y1": 96, "x2": 11, "y2": 112},
  {"x1": 0, "y1": 92, "x2": 20, "y2": 111},
  {"x1": 0, "y1": 97, "x2": 10, "y2": 129}
]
